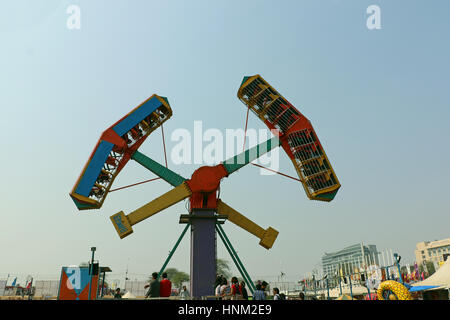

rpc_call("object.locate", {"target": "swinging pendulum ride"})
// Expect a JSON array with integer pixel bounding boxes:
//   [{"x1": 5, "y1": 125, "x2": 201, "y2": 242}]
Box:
[{"x1": 70, "y1": 75, "x2": 341, "y2": 298}]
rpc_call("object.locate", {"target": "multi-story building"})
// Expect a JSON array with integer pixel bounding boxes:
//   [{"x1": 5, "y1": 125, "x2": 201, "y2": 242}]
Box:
[
  {"x1": 322, "y1": 243, "x2": 379, "y2": 277},
  {"x1": 415, "y1": 238, "x2": 450, "y2": 267}
]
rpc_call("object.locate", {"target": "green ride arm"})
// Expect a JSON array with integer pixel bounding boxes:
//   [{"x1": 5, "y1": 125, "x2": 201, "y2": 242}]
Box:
[
  {"x1": 131, "y1": 150, "x2": 186, "y2": 187},
  {"x1": 132, "y1": 136, "x2": 280, "y2": 184},
  {"x1": 222, "y1": 136, "x2": 281, "y2": 175}
]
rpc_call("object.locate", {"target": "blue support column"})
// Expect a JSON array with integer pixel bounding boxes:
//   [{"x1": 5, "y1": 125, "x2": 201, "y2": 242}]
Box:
[
  {"x1": 190, "y1": 209, "x2": 217, "y2": 298},
  {"x1": 349, "y1": 275, "x2": 353, "y2": 299},
  {"x1": 88, "y1": 247, "x2": 96, "y2": 300},
  {"x1": 394, "y1": 253, "x2": 404, "y2": 285}
]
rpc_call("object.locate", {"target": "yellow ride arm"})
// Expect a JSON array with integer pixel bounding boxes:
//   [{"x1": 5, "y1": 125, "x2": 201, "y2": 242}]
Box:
[
  {"x1": 217, "y1": 200, "x2": 279, "y2": 249},
  {"x1": 110, "y1": 182, "x2": 192, "y2": 239}
]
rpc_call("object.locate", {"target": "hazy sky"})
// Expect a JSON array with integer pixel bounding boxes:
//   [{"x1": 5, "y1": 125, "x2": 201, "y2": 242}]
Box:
[{"x1": 1, "y1": 0, "x2": 449, "y2": 285}]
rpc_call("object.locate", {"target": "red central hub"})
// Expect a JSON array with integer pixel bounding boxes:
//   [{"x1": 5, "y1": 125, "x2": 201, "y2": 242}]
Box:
[{"x1": 186, "y1": 164, "x2": 228, "y2": 211}]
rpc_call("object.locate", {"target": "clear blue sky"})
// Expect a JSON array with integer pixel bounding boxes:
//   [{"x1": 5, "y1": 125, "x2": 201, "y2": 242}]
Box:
[{"x1": 1, "y1": 0, "x2": 449, "y2": 284}]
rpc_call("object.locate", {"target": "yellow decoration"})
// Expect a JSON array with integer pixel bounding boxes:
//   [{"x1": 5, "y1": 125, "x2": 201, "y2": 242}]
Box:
[{"x1": 377, "y1": 281, "x2": 412, "y2": 300}]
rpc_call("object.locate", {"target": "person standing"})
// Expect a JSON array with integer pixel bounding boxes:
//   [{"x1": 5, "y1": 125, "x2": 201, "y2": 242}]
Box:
[
  {"x1": 114, "y1": 288, "x2": 122, "y2": 299},
  {"x1": 179, "y1": 286, "x2": 190, "y2": 300},
  {"x1": 261, "y1": 281, "x2": 268, "y2": 292},
  {"x1": 220, "y1": 278, "x2": 232, "y2": 300},
  {"x1": 273, "y1": 288, "x2": 284, "y2": 300},
  {"x1": 159, "y1": 272, "x2": 172, "y2": 298},
  {"x1": 252, "y1": 284, "x2": 266, "y2": 300},
  {"x1": 145, "y1": 272, "x2": 160, "y2": 298},
  {"x1": 230, "y1": 277, "x2": 242, "y2": 300},
  {"x1": 215, "y1": 275, "x2": 223, "y2": 299},
  {"x1": 273, "y1": 288, "x2": 279, "y2": 300},
  {"x1": 239, "y1": 281, "x2": 248, "y2": 300}
]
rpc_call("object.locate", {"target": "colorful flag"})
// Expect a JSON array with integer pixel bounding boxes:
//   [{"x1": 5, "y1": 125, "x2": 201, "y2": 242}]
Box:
[
  {"x1": 26, "y1": 277, "x2": 33, "y2": 289},
  {"x1": 414, "y1": 262, "x2": 420, "y2": 280}
]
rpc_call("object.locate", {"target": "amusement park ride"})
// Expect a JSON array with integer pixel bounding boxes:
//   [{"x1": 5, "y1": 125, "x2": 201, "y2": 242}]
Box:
[{"x1": 70, "y1": 75, "x2": 341, "y2": 298}]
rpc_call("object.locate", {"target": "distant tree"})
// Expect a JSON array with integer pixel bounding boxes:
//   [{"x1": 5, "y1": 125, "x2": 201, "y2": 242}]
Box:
[
  {"x1": 217, "y1": 259, "x2": 232, "y2": 279},
  {"x1": 425, "y1": 261, "x2": 436, "y2": 276},
  {"x1": 151, "y1": 268, "x2": 190, "y2": 290},
  {"x1": 172, "y1": 271, "x2": 190, "y2": 290}
]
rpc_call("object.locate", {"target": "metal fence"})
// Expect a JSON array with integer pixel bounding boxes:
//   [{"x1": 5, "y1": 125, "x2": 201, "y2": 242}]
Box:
[
  {"x1": 300, "y1": 263, "x2": 405, "y2": 299},
  {"x1": 123, "y1": 280, "x2": 148, "y2": 297},
  {"x1": 34, "y1": 280, "x2": 60, "y2": 298},
  {"x1": 0, "y1": 281, "x2": 5, "y2": 296}
]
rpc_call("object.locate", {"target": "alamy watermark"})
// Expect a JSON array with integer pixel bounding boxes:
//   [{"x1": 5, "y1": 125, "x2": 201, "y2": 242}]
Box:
[
  {"x1": 67, "y1": 5, "x2": 81, "y2": 30},
  {"x1": 367, "y1": 5, "x2": 381, "y2": 30},
  {"x1": 65, "y1": 4, "x2": 381, "y2": 31},
  {"x1": 170, "y1": 121, "x2": 280, "y2": 175},
  {"x1": 65, "y1": 267, "x2": 81, "y2": 290}
]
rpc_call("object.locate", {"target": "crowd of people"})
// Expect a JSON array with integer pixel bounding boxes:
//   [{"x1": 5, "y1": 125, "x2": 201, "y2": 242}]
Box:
[
  {"x1": 214, "y1": 275, "x2": 249, "y2": 300},
  {"x1": 143, "y1": 272, "x2": 190, "y2": 299},
  {"x1": 214, "y1": 276, "x2": 305, "y2": 301},
  {"x1": 113, "y1": 272, "x2": 190, "y2": 300},
  {"x1": 113, "y1": 273, "x2": 309, "y2": 300}
]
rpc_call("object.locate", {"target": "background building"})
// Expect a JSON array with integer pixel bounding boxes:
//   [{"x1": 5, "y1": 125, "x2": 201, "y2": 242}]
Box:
[
  {"x1": 415, "y1": 238, "x2": 450, "y2": 267},
  {"x1": 322, "y1": 243, "x2": 379, "y2": 277}
]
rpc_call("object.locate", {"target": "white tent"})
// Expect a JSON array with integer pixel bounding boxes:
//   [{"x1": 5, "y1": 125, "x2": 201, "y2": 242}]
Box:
[
  {"x1": 412, "y1": 259, "x2": 450, "y2": 290},
  {"x1": 122, "y1": 291, "x2": 136, "y2": 299}
]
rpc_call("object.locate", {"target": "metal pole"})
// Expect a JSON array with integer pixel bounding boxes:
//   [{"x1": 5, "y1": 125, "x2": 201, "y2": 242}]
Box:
[
  {"x1": 349, "y1": 273, "x2": 353, "y2": 299},
  {"x1": 5, "y1": 274, "x2": 9, "y2": 294},
  {"x1": 216, "y1": 225, "x2": 254, "y2": 295},
  {"x1": 88, "y1": 247, "x2": 96, "y2": 300},
  {"x1": 326, "y1": 278, "x2": 330, "y2": 300},
  {"x1": 313, "y1": 275, "x2": 317, "y2": 298},
  {"x1": 363, "y1": 257, "x2": 371, "y2": 299},
  {"x1": 124, "y1": 258, "x2": 129, "y2": 287},
  {"x1": 158, "y1": 224, "x2": 190, "y2": 279},
  {"x1": 361, "y1": 242, "x2": 365, "y2": 269},
  {"x1": 216, "y1": 224, "x2": 256, "y2": 292},
  {"x1": 216, "y1": 225, "x2": 255, "y2": 293},
  {"x1": 394, "y1": 253, "x2": 404, "y2": 285}
]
